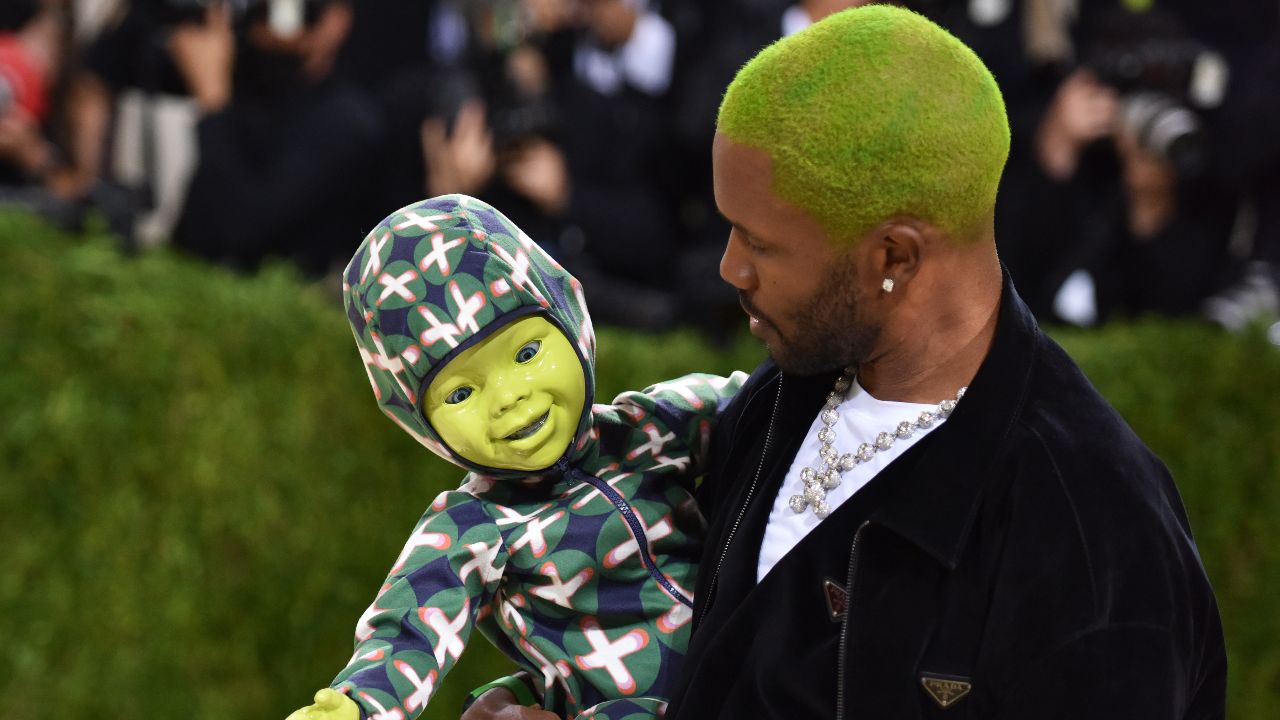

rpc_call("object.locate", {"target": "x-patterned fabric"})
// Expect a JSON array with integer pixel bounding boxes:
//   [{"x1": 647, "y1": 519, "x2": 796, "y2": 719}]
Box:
[{"x1": 337, "y1": 195, "x2": 746, "y2": 719}]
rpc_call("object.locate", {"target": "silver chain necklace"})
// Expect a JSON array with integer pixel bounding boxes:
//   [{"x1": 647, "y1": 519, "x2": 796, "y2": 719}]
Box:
[{"x1": 788, "y1": 368, "x2": 967, "y2": 519}]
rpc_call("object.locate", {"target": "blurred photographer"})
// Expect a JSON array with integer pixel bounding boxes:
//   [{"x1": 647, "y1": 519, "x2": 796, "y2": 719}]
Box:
[
  {"x1": 0, "y1": 0, "x2": 65, "y2": 193},
  {"x1": 551, "y1": 0, "x2": 691, "y2": 328},
  {"x1": 415, "y1": 1, "x2": 566, "y2": 257},
  {"x1": 415, "y1": 0, "x2": 690, "y2": 328},
  {"x1": 170, "y1": 0, "x2": 382, "y2": 276},
  {"x1": 1000, "y1": 1, "x2": 1275, "y2": 324},
  {"x1": 1195, "y1": 1, "x2": 1280, "y2": 333}
]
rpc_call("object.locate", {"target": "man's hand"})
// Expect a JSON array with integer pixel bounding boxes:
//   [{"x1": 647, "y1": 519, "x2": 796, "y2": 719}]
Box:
[
  {"x1": 169, "y1": 2, "x2": 235, "y2": 113},
  {"x1": 461, "y1": 687, "x2": 559, "y2": 720},
  {"x1": 1035, "y1": 69, "x2": 1118, "y2": 180},
  {"x1": 300, "y1": 1, "x2": 353, "y2": 82},
  {"x1": 285, "y1": 688, "x2": 359, "y2": 720},
  {"x1": 246, "y1": 0, "x2": 352, "y2": 83},
  {"x1": 0, "y1": 109, "x2": 52, "y2": 176},
  {"x1": 524, "y1": 0, "x2": 579, "y2": 35},
  {"x1": 1115, "y1": 127, "x2": 1177, "y2": 240},
  {"x1": 501, "y1": 138, "x2": 569, "y2": 215},
  {"x1": 423, "y1": 100, "x2": 497, "y2": 196}
]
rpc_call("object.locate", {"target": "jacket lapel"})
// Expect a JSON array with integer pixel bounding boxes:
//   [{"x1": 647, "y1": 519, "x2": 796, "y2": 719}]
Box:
[{"x1": 870, "y1": 270, "x2": 1041, "y2": 570}]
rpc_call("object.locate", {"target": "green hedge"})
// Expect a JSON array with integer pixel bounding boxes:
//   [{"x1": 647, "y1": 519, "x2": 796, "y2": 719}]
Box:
[{"x1": 1, "y1": 212, "x2": 1276, "y2": 719}]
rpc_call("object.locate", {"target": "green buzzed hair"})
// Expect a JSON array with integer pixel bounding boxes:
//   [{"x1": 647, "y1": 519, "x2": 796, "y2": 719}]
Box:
[{"x1": 717, "y1": 4, "x2": 1010, "y2": 243}]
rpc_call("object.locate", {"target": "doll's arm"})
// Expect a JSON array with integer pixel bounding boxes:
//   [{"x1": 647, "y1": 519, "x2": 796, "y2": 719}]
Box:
[
  {"x1": 611, "y1": 371, "x2": 749, "y2": 476},
  {"x1": 290, "y1": 490, "x2": 509, "y2": 720}
]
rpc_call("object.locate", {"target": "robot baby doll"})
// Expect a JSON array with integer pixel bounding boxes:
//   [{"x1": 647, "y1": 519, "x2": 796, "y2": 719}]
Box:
[{"x1": 286, "y1": 195, "x2": 744, "y2": 720}]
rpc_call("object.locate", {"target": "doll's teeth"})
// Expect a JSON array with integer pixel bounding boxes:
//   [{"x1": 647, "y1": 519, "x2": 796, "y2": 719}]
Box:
[{"x1": 507, "y1": 413, "x2": 549, "y2": 440}]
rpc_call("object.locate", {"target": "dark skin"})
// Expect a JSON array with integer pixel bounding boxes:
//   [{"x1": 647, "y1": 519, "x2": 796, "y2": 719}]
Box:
[
  {"x1": 460, "y1": 133, "x2": 1005, "y2": 720},
  {"x1": 713, "y1": 133, "x2": 1003, "y2": 403},
  {"x1": 463, "y1": 686, "x2": 556, "y2": 720}
]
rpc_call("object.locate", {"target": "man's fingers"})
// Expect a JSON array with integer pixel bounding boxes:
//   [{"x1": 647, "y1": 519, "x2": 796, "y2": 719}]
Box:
[
  {"x1": 421, "y1": 118, "x2": 447, "y2": 153},
  {"x1": 454, "y1": 101, "x2": 489, "y2": 138},
  {"x1": 495, "y1": 706, "x2": 559, "y2": 720},
  {"x1": 205, "y1": 1, "x2": 231, "y2": 29}
]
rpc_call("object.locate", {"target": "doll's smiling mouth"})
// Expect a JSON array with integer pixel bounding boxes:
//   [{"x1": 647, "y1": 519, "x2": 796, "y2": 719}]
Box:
[{"x1": 505, "y1": 412, "x2": 549, "y2": 441}]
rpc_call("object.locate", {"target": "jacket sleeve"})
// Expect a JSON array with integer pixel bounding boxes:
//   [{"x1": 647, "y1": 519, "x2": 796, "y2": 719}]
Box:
[
  {"x1": 981, "y1": 431, "x2": 1228, "y2": 720},
  {"x1": 331, "y1": 489, "x2": 509, "y2": 720},
  {"x1": 988, "y1": 622, "x2": 1224, "y2": 720},
  {"x1": 610, "y1": 371, "x2": 749, "y2": 477}
]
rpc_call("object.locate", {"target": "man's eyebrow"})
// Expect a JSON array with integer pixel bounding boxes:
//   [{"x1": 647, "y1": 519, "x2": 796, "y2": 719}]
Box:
[{"x1": 721, "y1": 215, "x2": 765, "y2": 243}]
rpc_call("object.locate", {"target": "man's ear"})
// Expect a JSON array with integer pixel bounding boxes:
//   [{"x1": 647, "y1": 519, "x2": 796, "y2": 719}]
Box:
[{"x1": 858, "y1": 217, "x2": 928, "y2": 291}]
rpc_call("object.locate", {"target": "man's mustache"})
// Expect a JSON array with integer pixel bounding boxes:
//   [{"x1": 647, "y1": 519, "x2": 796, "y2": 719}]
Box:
[{"x1": 738, "y1": 292, "x2": 778, "y2": 332}]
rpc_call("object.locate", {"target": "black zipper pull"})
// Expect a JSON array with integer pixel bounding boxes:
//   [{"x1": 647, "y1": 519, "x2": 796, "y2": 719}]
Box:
[{"x1": 555, "y1": 458, "x2": 579, "y2": 487}]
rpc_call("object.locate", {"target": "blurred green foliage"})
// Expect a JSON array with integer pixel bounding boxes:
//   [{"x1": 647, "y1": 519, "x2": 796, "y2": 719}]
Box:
[{"x1": 1, "y1": 212, "x2": 1276, "y2": 719}]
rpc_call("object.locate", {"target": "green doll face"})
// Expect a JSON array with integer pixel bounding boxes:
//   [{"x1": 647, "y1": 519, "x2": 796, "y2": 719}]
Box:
[{"x1": 425, "y1": 315, "x2": 586, "y2": 472}]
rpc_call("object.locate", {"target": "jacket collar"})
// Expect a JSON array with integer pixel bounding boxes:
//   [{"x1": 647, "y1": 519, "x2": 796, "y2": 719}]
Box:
[{"x1": 866, "y1": 268, "x2": 1041, "y2": 569}]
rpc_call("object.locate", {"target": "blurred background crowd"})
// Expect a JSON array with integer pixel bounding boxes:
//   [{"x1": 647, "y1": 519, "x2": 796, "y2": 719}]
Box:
[{"x1": 1, "y1": 0, "x2": 1278, "y2": 336}]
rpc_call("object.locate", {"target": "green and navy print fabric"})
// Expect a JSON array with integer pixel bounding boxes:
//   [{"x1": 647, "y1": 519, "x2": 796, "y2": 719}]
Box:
[{"x1": 336, "y1": 195, "x2": 747, "y2": 719}]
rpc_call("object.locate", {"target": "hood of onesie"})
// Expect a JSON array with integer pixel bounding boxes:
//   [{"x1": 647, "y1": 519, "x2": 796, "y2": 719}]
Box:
[{"x1": 343, "y1": 194, "x2": 597, "y2": 477}]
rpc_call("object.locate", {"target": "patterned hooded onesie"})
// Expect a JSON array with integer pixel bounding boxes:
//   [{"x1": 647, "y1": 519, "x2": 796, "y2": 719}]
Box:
[{"x1": 336, "y1": 195, "x2": 745, "y2": 720}]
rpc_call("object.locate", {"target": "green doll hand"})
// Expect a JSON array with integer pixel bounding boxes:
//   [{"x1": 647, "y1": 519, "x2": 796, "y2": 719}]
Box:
[{"x1": 285, "y1": 688, "x2": 359, "y2": 720}]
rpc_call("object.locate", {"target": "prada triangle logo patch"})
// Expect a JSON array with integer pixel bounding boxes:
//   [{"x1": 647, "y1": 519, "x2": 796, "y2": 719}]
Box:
[
  {"x1": 822, "y1": 578, "x2": 848, "y2": 622},
  {"x1": 920, "y1": 673, "x2": 972, "y2": 709}
]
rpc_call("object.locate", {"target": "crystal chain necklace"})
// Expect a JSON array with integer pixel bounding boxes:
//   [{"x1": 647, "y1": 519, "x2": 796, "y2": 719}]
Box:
[{"x1": 789, "y1": 368, "x2": 967, "y2": 519}]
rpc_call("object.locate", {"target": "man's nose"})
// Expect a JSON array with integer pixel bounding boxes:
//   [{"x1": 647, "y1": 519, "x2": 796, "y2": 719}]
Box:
[
  {"x1": 489, "y1": 373, "x2": 530, "y2": 417},
  {"x1": 720, "y1": 232, "x2": 757, "y2": 291}
]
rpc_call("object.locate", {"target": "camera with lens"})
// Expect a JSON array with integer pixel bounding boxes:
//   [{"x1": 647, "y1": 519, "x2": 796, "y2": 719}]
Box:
[
  {"x1": 423, "y1": 63, "x2": 558, "y2": 158},
  {"x1": 459, "y1": 0, "x2": 559, "y2": 149},
  {"x1": 1084, "y1": 8, "x2": 1228, "y2": 175},
  {"x1": 488, "y1": 89, "x2": 557, "y2": 153}
]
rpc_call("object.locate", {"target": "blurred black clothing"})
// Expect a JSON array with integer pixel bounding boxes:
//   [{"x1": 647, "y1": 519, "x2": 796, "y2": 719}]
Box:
[
  {"x1": 83, "y1": 1, "x2": 190, "y2": 95},
  {"x1": 175, "y1": 75, "x2": 382, "y2": 276},
  {"x1": 338, "y1": 0, "x2": 440, "y2": 82},
  {"x1": 1215, "y1": 20, "x2": 1280, "y2": 268},
  {"x1": 667, "y1": 0, "x2": 787, "y2": 250},
  {"x1": 1103, "y1": 181, "x2": 1237, "y2": 316},
  {"x1": 0, "y1": 0, "x2": 40, "y2": 32},
  {"x1": 335, "y1": 1, "x2": 434, "y2": 216},
  {"x1": 559, "y1": 80, "x2": 675, "y2": 282},
  {"x1": 1255, "y1": 170, "x2": 1280, "y2": 267}
]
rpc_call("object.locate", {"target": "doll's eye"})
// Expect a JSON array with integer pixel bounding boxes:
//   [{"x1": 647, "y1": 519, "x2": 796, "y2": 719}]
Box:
[
  {"x1": 445, "y1": 386, "x2": 473, "y2": 404},
  {"x1": 515, "y1": 341, "x2": 541, "y2": 364}
]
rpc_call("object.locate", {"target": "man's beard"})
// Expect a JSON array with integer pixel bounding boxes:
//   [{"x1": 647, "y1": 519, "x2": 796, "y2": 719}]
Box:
[{"x1": 742, "y1": 257, "x2": 880, "y2": 376}]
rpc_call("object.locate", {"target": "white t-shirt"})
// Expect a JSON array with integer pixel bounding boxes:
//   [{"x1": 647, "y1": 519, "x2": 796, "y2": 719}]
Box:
[
  {"x1": 781, "y1": 5, "x2": 812, "y2": 37},
  {"x1": 756, "y1": 381, "x2": 948, "y2": 582}
]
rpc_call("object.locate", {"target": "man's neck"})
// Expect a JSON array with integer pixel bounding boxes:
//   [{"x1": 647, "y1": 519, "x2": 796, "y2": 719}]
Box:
[
  {"x1": 857, "y1": 254, "x2": 1003, "y2": 404},
  {"x1": 801, "y1": 0, "x2": 873, "y2": 24}
]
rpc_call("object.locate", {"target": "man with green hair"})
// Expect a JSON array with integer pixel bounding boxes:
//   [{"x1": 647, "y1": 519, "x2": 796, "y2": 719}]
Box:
[{"x1": 468, "y1": 5, "x2": 1226, "y2": 718}]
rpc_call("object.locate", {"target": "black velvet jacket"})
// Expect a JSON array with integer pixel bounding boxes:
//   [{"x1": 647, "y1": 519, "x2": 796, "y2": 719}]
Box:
[{"x1": 668, "y1": 274, "x2": 1227, "y2": 719}]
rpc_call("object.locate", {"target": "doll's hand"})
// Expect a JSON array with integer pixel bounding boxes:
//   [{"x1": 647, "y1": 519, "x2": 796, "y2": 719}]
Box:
[{"x1": 285, "y1": 688, "x2": 359, "y2": 720}]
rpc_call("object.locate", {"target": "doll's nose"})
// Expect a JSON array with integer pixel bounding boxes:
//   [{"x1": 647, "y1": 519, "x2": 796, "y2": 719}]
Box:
[{"x1": 490, "y1": 374, "x2": 530, "y2": 417}]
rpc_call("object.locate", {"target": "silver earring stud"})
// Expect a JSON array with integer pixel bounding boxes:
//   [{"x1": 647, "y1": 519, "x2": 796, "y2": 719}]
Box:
[{"x1": 882, "y1": 278, "x2": 895, "y2": 293}]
